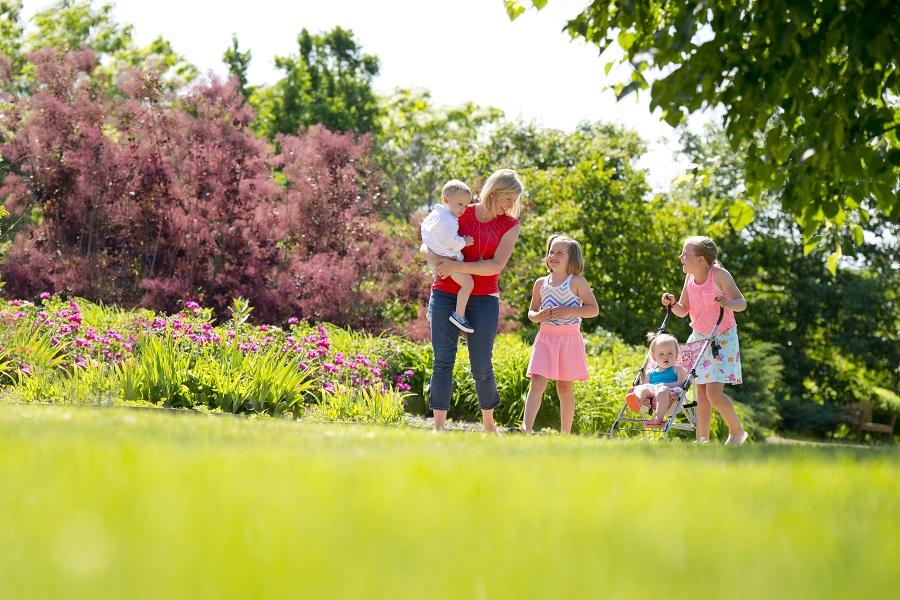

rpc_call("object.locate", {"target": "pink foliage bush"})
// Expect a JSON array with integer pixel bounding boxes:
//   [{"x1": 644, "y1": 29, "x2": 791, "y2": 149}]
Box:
[{"x1": 0, "y1": 48, "x2": 424, "y2": 332}]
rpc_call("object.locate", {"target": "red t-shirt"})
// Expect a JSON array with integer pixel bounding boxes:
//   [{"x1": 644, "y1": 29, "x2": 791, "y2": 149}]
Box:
[{"x1": 432, "y1": 204, "x2": 519, "y2": 296}]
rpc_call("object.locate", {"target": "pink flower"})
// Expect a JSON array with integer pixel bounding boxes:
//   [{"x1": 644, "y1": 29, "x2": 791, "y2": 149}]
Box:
[
  {"x1": 323, "y1": 382, "x2": 335, "y2": 393},
  {"x1": 288, "y1": 317, "x2": 299, "y2": 325},
  {"x1": 39, "y1": 292, "x2": 51, "y2": 300},
  {"x1": 184, "y1": 301, "x2": 200, "y2": 310},
  {"x1": 18, "y1": 364, "x2": 32, "y2": 375},
  {"x1": 74, "y1": 357, "x2": 87, "y2": 368}
]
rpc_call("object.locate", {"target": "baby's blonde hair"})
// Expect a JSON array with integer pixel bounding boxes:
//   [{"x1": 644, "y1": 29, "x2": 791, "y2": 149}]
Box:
[
  {"x1": 442, "y1": 179, "x2": 472, "y2": 199},
  {"x1": 647, "y1": 332, "x2": 679, "y2": 357},
  {"x1": 478, "y1": 168, "x2": 523, "y2": 218},
  {"x1": 546, "y1": 234, "x2": 585, "y2": 275}
]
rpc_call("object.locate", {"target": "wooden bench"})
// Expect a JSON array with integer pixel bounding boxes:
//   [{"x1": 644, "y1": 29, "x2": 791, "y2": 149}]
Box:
[{"x1": 843, "y1": 400, "x2": 896, "y2": 443}]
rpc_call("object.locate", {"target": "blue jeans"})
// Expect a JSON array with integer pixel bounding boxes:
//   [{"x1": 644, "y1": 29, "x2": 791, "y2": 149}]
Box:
[{"x1": 428, "y1": 289, "x2": 500, "y2": 412}]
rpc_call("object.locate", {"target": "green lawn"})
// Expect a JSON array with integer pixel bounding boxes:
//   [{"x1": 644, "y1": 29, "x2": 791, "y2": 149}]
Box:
[{"x1": 1, "y1": 404, "x2": 897, "y2": 599}]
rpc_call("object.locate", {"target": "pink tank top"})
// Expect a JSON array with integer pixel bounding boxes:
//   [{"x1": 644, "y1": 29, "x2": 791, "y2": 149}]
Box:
[
  {"x1": 686, "y1": 265, "x2": 737, "y2": 335},
  {"x1": 432, "y1": 205, "x2": 518, "y2": 296}
]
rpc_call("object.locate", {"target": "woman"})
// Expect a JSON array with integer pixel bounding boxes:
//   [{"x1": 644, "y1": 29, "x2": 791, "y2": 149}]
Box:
[{"x1": 424, "y1": 168, "x2": 524, "y2": 433}]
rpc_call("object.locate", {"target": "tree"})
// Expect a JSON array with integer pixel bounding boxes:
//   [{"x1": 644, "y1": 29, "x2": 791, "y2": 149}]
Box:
[
  {"x1": 0, "y1": 49, "x2": 421, "y2": 331},
  {"x1": 672, "y1": 123, "x2": 900, "y2": 437},
  {"x1": 253, "y1": 27, "x2": 381, "y2": 140},
  {"x1": 507, "y1": 0, "x2": 900, "y2": 263},
  {"x1": 1, "y1": 0, "x2": 195, "y2": 96},
  {"x1": 0, "y1": 1, "x2": 26, "y2": 94},
  {"x1": 223, "y1": 34, "x2": 252, "y2": 100},
  {"x1": 375, "y1": 89, "x2": 505, "y2": 220}
]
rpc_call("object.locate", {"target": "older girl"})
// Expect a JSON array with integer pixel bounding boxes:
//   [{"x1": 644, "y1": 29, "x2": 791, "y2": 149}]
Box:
[{"x1": 661, "y1": 236, "x2": 748, "y2": 445}]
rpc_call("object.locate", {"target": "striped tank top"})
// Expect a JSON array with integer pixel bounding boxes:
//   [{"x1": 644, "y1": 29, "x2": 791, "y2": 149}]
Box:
[{"x1": 541, "y1": 274, "x2": 582, "y2": 326}]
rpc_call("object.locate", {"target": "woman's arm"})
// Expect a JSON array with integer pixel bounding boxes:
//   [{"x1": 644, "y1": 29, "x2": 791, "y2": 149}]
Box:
[
  {"x1": 550, "y1": 275, "x2": 599, "y2": 320},
  {"x1": 434, "y1": 224, "x2": 521, "y2": 278},
  {"x1": 713, "y1": 268, "x2": 747, "y2": 312}
]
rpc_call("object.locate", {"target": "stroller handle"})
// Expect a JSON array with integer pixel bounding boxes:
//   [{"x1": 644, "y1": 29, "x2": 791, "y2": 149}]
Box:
[{"x1": 658, "y1": 305, "x2": 673, "y2": 334}]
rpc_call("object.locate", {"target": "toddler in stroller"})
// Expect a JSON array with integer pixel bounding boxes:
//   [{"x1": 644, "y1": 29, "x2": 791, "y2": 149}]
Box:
[
  {"x1": 625, "y1": 333, "x2": 688, "y2": 428},
  {"x1": 609, "y1": 305, "x2": 726, "y2": 439}
]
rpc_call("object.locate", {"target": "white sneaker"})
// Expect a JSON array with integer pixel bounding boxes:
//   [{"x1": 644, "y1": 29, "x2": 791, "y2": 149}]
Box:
[
  {"x1": 693, "y1": 437, "x2": 709, "y2": 444},
  {"x1": 725, "y1": 431, "x2": 749, "y2": 445}
]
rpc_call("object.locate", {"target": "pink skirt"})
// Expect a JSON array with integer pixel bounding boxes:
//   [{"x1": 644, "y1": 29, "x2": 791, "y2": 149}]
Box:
[{"x1": 527, "y1": 323, "x2": 589, "y2": 382}]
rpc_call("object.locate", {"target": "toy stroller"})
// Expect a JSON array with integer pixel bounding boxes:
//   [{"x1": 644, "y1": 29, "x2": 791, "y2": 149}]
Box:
[{"x1": 607, "y1": 306, "x2": 726, "y2": 440}]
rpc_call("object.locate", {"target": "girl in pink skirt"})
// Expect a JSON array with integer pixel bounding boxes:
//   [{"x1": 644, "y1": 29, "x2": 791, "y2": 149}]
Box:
[{"x1": 520, "y1": 234, "x2": 599, "y2": 434}]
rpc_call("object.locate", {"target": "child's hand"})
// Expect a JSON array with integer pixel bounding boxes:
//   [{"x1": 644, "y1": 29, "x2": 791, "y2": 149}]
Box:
[
  {"x1": 550, "y1": 306, "x2": 568, "y2": 319},
  {"x1": 535, "y1": 307, "x2": 554, "y2": 322},
  {"x1": 661, "y1": 293, "x2": 676, "y2": 307},
  {"x1": 463, "y1": 235, "x2": 474, "y2": 247},
  {"x1": 714, "y1": 295, "x2": 728, "y2": 308}
]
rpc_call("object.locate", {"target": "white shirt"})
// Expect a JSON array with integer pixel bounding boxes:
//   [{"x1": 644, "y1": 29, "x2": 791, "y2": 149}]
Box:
[{"x1": 420, "y1": 204, "x2": 466, "y2": 261}]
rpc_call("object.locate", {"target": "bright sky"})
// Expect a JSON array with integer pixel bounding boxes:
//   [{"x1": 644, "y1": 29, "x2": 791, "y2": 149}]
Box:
[{"x1": 20, "y1": 0, "x2": 710, "y2": 191}]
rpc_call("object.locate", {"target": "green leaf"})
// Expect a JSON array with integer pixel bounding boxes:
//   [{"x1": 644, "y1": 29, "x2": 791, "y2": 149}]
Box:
[
  {"x1": 850, "y1": 224, "x2": 864, "y2": 246},
  {"x1": 728, "y1": 199, "x2": 755, "y2": 231},
  {"x1": 803, "y1": 235, "x2": 820, "y2": 256},
  {"x1": 504, "y1": 1, "x2": 525, "y2": 21},
  {"x1": 618, "y1": 31, "x2": 637, "y2": 52},
  {"x1": 825, "y1": 245, "x2": 842, "y2": 276}
]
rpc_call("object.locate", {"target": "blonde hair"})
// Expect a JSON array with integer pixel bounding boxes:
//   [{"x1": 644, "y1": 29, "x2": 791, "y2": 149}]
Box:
[
  {"x1": 684, "y1": 236, "x2": 721, "y2": 267},
  {"x1": 647, "y1": 332, "x2": 679, "y2": 356},
  {"x1": 477, "y1": 168, "x2": 523, "y2": 219},
  {"x1": 442, "y1": 179, "x2": 471, "y2": 199},
  {"x1": 545, "y1": 234, "x2": 585, "y2": 275}
]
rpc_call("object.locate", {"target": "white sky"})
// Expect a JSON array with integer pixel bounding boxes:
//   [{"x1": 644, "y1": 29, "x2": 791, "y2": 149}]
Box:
[{"x1": 20, "y1": 0, "x2": 713, "y2": 191}]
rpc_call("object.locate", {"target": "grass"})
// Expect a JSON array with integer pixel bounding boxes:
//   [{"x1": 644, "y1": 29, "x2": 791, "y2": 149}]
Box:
[{"x1": 1, "y1": 404, "x2": 898, "y2": 599}]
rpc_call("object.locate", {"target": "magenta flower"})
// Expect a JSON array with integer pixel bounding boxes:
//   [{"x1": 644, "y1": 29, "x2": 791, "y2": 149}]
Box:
[
  {"x1": 288, "y1": 317, "x2": 299, "y2": 325},
  {"x1": 184, "y1": 301, "x2": 200, "y2": 310},
  {"x1": 323, "y1": 383, "x2": 336, "y2": 393},
  {"x1": 18, "y1": 364, "x2": 33, "y2": 374},
  {"x1": 40, "y1": 292, "x2": 51, "y2": 300}
]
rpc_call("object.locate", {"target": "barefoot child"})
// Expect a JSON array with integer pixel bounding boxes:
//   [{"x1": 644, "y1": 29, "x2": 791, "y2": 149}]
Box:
[
  {"x1": 520, "y1": 234, "x2": 599, "y2": 434},
  {"x1": 421, "y1": 180, "x2": 476, "y2": 333},
  {"x1": 625, "y1": 333, "x2": 688, "y2": 428}
]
